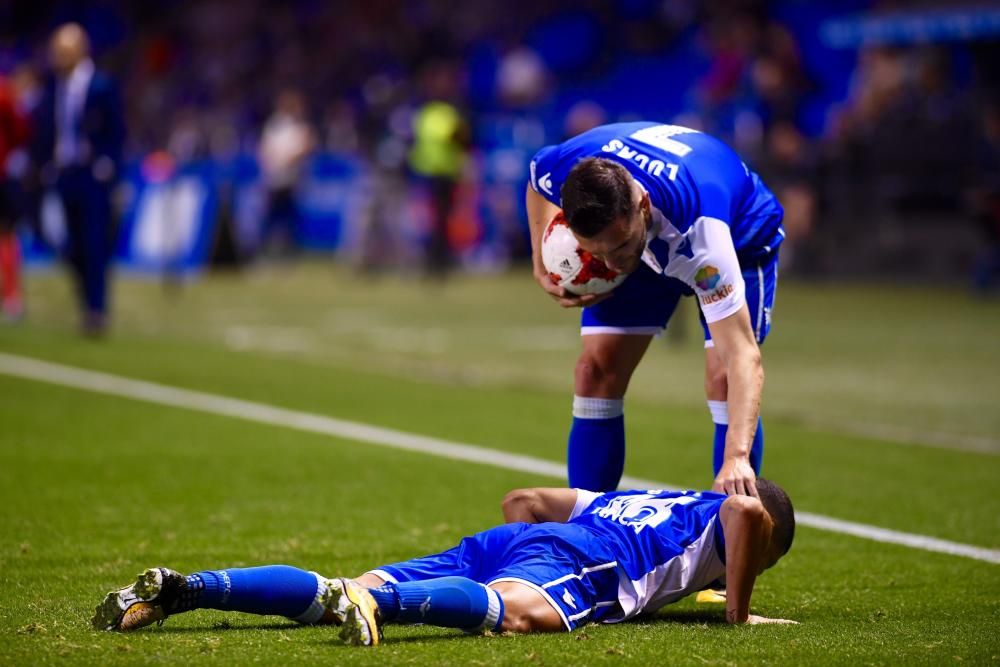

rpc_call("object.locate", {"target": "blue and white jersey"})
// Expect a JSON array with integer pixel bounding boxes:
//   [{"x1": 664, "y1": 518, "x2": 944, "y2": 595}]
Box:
[
  {"x1": 569, "y1": 488, "x2": 727, "y2": 622},
  {"x1": 529, "y1": 122, "x2": 785, "y2": 323},
  {"x1": 372, "y1": 488, "x2": 730, "y2": 630}
]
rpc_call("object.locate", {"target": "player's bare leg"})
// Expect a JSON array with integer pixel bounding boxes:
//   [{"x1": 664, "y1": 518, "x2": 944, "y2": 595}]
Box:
[
  {"x1": 575, "y1": 333, "x2": 653, "y2": 398},
  {"x1": 704, "y1": 344, "x2": 728, "y2": 402},
  {"x1": 488, "y1": 581, "x2": 565, "y2": 633},
  {"x1": 354, "y1": 573, "x2": 386, "y2": 588},
  {"x1": 569, "y1": 333, "x2": 653, "y2": 490}
]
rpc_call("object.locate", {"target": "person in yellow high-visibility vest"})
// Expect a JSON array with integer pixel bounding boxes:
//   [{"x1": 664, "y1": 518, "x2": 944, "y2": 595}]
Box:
[{"x1": 409, "y1": 99, "x2": 469, "y2": 276}]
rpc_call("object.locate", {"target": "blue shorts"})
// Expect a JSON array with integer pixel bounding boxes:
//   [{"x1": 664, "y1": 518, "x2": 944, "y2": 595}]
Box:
[
  {"x1": 581, "y1": 250, "x2": 779, "y2": 347},
  {"x1": 369, "y1": 522, "x2": 621, "y2": 631}
]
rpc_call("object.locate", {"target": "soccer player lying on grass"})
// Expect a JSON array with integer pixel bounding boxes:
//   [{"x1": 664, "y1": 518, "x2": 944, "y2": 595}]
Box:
[{"x1": 93, "y1": 479, "x2": 796, "y2": 645}]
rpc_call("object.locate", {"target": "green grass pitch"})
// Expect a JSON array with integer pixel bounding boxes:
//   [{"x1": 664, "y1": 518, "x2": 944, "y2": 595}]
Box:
[{"x1": 1, "y1": 263, "x2": 998, "y2": 664}]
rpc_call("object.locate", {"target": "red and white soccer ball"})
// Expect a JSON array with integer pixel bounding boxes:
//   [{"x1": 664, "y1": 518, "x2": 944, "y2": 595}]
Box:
[{"x1": 541, "y1": 212, "x2": 626, "y2": 296}]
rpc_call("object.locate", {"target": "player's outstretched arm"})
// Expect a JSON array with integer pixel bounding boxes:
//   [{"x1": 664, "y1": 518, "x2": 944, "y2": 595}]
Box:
[
  {"x1": 719, "y1": 495, "x2": 770, "y2": 624},
  {"x1": 525, "y1": 186, "x2": 609, "y2": 309},
  {"x1": 707, "y1": 306, "x2": 763, "y2": 497},
  {"x1": 501, "y1": 487, "x2": 578, "y2": 524}
]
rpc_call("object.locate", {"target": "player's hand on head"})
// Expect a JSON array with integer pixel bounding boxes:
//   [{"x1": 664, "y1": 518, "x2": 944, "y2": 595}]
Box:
[
  {"x1": 744, "y1": 614, "x2": 798, "y2": 625},
  {"x1": 712, "y1": 457, "x2": 759, "y2": 497}
]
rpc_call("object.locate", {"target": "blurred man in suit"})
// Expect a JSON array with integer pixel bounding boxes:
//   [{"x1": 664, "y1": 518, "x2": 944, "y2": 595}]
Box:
[{"x1": 33, "y1": 23, "x2": 124, "y2": 336}]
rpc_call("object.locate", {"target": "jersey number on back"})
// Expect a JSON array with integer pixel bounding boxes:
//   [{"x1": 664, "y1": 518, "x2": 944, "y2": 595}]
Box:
[
  {"x1": 594, "y1": 493, "x2": 700, "y2": 533},
  {"x1": 630, "y1": 125, "x2": 698, "y2": 157},
  {"x1": 601, "y1": 125, "x2": 697, "y2": 181}
]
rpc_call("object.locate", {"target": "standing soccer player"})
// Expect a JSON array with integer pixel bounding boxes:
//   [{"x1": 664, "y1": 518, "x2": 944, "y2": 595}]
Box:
[{"x1": 526, "y1": 123, "x2": 785, "y2": 495}]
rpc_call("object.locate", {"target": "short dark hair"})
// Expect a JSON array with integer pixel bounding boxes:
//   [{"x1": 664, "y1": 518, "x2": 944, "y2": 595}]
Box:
[
  {"x1": 756, "y1": 478, "x2": 795, "y2": 556},
  {"x1": 560, "y1": 158, "x2": 636, "y2": 238}
]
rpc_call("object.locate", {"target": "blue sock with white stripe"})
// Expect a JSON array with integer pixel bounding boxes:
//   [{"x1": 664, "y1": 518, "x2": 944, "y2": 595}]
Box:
[
  {"x1": 368, "y1": 578, "x2": 504, "y2": 632},
  {"x1": 709, "y1": 401, "x2": 764, "y2": 475},
  {"x1": 182, "y1": 566, "x2": 325, "y2": 622},
  {"x1": 567, "y1": 396, "x2": 625, "y2": 491}
]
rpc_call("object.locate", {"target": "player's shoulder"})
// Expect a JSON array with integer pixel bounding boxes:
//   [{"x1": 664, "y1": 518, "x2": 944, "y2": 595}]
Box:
[
  {"x1": 530, "y1": 122, "x2": 661, "y2": 164},
  {"x1": 581, "y1": 490, "x2": 726, "y2": 541},
  {"x1": 529, "y1": 122, "x2": 660, "y2": 197},
  {"x1": 589, "y1": 488, "x2": 727, "y2": 511}
]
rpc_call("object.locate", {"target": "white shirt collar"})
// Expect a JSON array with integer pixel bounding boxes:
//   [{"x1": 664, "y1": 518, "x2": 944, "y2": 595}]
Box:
[
  {"x1": 640, "y1": 208, "x2": 667, "y2": 274},
  {"x1": 66, "y1": 58, "x2": 95, "y2": 94}
]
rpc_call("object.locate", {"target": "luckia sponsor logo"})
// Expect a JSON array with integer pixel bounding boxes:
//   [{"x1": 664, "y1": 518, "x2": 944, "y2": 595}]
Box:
[{"x1": 695, "y1": 265, "x2": 733, "y2": 305}]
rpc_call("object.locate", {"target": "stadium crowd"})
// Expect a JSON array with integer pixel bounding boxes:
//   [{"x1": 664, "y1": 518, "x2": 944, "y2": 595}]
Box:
[{"x1": 0, "y1": 0, "x2": 998, "y2": 288}]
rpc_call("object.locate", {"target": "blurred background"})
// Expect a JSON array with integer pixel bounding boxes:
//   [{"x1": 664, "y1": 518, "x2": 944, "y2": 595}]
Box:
[
  {"x1": 1, "y1": 0, "x2": 999, "y2": 298},
  {"x1": 3, "y1": 6, "x2": 1000, "y2": 662}
]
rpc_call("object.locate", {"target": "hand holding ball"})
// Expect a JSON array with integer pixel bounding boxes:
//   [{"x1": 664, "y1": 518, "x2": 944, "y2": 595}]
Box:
[{"x1": 541, "y1": 212, "x2": 626, "y2": 296}]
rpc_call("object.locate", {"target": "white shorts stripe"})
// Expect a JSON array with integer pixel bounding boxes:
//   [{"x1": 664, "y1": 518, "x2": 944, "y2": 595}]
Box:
[
  {"x1": 566, "y1": 600, "x2": 618, "y2": 623},
  {"x1": 755, "y1": 262, "x2": 765, "y2": 342},
  {"x1": 541, "y1": 561, "x2": 619, "y2": 589},
  {"x1": 581, "y1": 326, "x2": 663, "y2": 336},
  {"x1": 774, "y1": 257, "x2": 779, "y2": 304},
  {"x1": 364, "y1": 569, "x2": 398, "y2": 584}
]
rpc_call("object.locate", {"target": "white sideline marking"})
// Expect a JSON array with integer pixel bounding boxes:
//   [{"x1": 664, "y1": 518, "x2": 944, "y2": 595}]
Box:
[
  {"x1": 798, "y1": 418, "x2": 999, "y2": 456},
  {"x1": 1, "y1": 351, "x2": 997, "y2": 566}
]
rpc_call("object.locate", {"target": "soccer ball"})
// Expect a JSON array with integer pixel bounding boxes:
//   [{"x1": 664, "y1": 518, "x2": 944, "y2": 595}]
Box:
[{"x1": 541, "y1": 212, "x2": 626, "y2": 296}]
